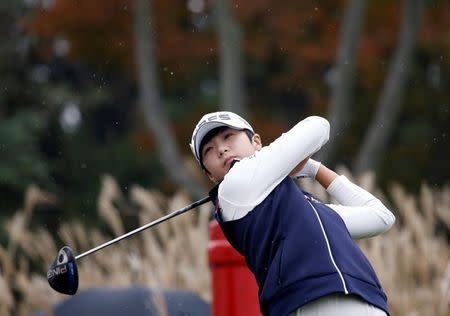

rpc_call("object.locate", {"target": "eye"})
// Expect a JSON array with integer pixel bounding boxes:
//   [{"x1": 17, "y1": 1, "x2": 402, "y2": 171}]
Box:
[
  {"x1": 203, "y1": 146, "x2": 212, "y2": 156},
  {"x1": 224, "y1": 132, "x2": 233, "y2": 139}
]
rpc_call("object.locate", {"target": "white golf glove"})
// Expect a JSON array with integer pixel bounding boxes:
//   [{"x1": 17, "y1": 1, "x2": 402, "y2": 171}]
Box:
[{"x1": 294, "y1": 158, "x2": 321, "y2": 179}]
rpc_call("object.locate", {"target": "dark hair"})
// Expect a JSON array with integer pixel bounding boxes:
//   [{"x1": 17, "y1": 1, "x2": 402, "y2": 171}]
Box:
[{"x1": 199, "y1": 126, "x2": 254, "y2": 171}]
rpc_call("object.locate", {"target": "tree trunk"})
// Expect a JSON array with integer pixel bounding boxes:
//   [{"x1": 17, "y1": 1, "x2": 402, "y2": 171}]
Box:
[
  {"x1": 353, "y1": 0, "x2": 424, "y2": 174},
  {"x1": 133, "y1": 0, "x2": 207, "y2": 199},
  {"x1": 212, "y1": 0, "x2": 249, "y2": 117},
  {"x1": 317, "y1": 0, "x2": 367, "y2": 165}
]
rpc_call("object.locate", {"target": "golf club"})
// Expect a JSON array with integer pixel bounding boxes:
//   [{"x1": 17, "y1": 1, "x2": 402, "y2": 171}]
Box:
[{"x1": 47, "y1": 195, "x2": 211, "y2": 295}]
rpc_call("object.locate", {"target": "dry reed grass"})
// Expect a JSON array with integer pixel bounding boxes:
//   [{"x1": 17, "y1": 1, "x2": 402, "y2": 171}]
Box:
[{"x1": 0, "y1": 172, "x2": 449, "y2": 315}]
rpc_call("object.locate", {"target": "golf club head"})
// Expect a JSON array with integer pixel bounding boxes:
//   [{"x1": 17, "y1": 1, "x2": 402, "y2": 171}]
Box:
[{"x1": 47, "y1": 246, "x2": 78, "y2": 295}]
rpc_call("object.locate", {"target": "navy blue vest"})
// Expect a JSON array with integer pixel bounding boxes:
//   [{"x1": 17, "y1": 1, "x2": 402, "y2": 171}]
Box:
[{"x1": 210, "y1": 177, "x2": 388, "y2": 316}]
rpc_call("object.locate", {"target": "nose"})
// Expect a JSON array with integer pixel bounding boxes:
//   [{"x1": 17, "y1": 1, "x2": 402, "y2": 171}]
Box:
[{"x1": 217, "y1": 145, "x2": 228, "y2": 157}]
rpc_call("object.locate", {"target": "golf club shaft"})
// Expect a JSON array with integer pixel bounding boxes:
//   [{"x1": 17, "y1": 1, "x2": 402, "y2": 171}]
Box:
[{"x1": 75, "y1": 195, "x2": 211, "y2": 260}]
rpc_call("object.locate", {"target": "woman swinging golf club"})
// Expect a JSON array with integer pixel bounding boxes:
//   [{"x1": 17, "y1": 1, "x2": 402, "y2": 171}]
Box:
[{"x1": 190, "y1": 111, "x2": 395, "y2": 316}]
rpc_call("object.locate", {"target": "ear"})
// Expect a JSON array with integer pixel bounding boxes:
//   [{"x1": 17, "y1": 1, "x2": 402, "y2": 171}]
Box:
[{"x1": 252, "y1": 133, "x2": 262, "y2": 150}]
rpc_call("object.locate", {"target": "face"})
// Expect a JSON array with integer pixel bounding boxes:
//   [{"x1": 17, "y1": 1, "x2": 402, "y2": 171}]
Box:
[{"x1": 201, "y1": 128, "x2": 262, "y2": 183}]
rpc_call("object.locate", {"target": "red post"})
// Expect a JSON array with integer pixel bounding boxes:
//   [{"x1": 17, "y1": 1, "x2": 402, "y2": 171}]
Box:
[{"x1": 208, "y1": 220, "x2": 262, "y2": 316}]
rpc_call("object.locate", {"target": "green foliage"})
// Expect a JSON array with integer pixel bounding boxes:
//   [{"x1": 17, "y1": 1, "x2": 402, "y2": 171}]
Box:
[
  {"x1": 0, "y1": 111, "x2": 50, "y2": 191},
  {"x1": 51, "y1": 127, "x2": 164, "y2": 219}
]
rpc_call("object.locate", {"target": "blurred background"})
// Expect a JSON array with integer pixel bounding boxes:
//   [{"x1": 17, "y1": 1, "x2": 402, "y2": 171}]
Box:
[{"x1": 0, "y1": 0, "x2": 449, "y2": 315}]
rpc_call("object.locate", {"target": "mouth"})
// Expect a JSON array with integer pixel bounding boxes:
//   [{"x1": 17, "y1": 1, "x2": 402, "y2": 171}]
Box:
[{"x1": 224, "y1": 157, "x2": 237, "y2": 168}]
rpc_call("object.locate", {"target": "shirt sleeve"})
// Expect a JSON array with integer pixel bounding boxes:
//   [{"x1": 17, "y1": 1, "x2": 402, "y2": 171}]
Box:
[
  {"x1": 218, "y1": 116, "x2": 330, "y2": 221},
  {"x1": 325, "y1": 175, "x2": 396, "y2": 239}
]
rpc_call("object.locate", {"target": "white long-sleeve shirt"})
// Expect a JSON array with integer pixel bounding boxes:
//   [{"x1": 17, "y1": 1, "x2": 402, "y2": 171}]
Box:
[{"x1": 217, "y1": 116, "x2": 395, "y2": 239}]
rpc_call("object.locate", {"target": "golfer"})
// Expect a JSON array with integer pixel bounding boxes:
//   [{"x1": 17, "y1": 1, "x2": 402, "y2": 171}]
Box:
[{"x1": 190, "y1": 111, "x2": 395, "y2": 316}]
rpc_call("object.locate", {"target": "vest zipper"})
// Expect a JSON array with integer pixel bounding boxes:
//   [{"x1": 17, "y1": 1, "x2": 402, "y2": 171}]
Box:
[{"x1": 307, "y1": 201, "x2": 349, "y2": 294}]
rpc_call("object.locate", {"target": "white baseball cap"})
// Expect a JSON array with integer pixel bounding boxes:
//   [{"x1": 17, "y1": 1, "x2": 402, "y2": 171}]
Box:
[{"x1": 190, "y1": 111, "x2": 254, "y2": 164}]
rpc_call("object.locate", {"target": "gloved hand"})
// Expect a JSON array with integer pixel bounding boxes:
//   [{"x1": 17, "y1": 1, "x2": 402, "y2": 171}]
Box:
[{"x1": 294, "y1": 158, "x2": 321, "y2": 179}]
